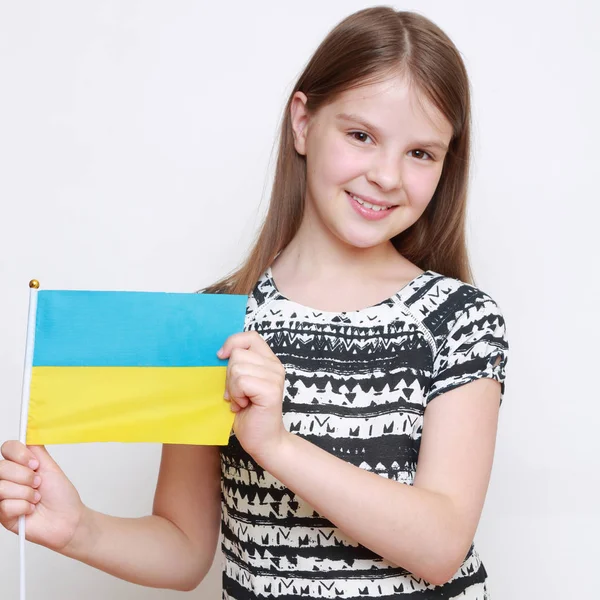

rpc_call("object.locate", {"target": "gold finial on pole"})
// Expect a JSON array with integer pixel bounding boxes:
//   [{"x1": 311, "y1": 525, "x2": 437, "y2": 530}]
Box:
[{"x1": 29, "y1": 280, "x2": 40, "y2": 289}]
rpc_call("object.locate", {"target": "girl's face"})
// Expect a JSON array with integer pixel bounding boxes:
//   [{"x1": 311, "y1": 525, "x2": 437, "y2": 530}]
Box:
[{"x1": 291, "y1": 74, "x2": 454, "y2": 250}]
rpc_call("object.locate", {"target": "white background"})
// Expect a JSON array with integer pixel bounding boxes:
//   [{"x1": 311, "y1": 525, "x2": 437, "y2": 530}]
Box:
[{"x1": 1, "y1": 1, "x2": 598, "y2": 598}]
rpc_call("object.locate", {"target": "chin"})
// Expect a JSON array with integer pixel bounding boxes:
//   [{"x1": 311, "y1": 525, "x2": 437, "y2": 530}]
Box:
[{"x1": 337, "y1": 230, "x2": 391, "y2": 250}]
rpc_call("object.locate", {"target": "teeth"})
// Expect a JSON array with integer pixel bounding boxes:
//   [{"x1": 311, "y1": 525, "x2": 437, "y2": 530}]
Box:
[{"x1": 350, "y1": 193, "x2": 390, "y2": 211}]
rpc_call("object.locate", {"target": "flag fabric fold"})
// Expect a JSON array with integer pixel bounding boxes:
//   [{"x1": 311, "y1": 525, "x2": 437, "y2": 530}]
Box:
[{"x1": 25, "y1": 289, "x2": 247, "y2": 445}]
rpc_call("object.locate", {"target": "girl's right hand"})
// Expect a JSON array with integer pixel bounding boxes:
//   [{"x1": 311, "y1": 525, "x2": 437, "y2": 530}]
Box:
[{"x1": 0, "y1": 441, "x2": 86, "y2": 552}]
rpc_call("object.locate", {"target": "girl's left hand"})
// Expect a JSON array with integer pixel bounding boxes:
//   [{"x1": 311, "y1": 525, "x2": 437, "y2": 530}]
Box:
[{"x1": 217, "y1": 330, "x2": 288, "y2": 465}]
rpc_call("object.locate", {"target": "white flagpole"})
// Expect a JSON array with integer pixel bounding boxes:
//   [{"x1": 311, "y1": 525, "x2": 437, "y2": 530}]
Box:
[{"x1": 18, "y1": 279, "x2": 40, "y2": 600}]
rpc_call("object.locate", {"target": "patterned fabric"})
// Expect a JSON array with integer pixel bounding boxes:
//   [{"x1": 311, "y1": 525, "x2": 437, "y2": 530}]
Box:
[{"x1": 219, "y1": 267, "x2": 509, "y2": 599}]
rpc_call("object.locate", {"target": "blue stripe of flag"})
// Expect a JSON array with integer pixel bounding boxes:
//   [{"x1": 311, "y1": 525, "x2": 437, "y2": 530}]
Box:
[{"x1": 33, "y1": 290, "x2": 248, "y2": 367}]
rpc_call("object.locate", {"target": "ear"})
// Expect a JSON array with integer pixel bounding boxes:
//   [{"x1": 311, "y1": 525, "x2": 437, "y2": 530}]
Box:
[{"x1": 290, "y1": 91, "x2": 310, "y2": 156}]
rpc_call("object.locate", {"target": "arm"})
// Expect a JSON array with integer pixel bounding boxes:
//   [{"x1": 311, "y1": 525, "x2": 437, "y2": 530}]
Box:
[
  {"x1": 61, "y1": 444, "x2": 222, "y2": 591},
  {"x1": 258, "y1": 377, "x2": 501, "y2": 586}
]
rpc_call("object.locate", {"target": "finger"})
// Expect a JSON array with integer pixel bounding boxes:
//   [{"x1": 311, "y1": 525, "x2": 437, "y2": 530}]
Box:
[
  {"x1": 28, "y1": 445, "x2": 62, "y2": 475},
  {"x1": 0, "y1": 480, "x2": 41, "y2": 504},
  {"x1": 228, "y1": 347, "x2": 285, "y2": 379},
  {"x1": 0, "y1": 460, "x2": 40, "y2": 487},
  {"x1": 229, "y1": 347, "x2": 266, "y2": 367},
  {"x1": 227, "y1": 373, "x2": 275, "y2": 409},
  {"x1": 218, "y1": 331, "x2": 273, "y2": 360},
  {"x1": 1, "y1": 441, "x2": 39, "y2": 470},
  {"x1": 226, "y1": 390, "x2": 248, "y2": 409},
  {"x1": 0, "y1": 499, "x2": 35, "y2": 522},
  {"x1": 224, "y1": 392, "x2": 245, "y2": 412},
  {"x1": 226, "y1": 362, "x2": 262, "y2": 408},
  {"x1": 227, "y1": 363, "x2": 273, "y2": 407},
  {"x1": 227, "y1": 360, "x2": 278, "y2": 381}
]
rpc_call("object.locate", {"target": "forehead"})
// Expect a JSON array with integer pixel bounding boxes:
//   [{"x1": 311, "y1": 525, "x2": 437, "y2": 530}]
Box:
[{"x1": 321, "y1": 74, "x2": 452, "y2": 139}]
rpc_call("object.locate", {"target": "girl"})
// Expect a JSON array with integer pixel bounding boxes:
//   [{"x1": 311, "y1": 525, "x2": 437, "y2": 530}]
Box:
[{"x1": 0, "y1": 6, "x2": 508, "y2": 599}]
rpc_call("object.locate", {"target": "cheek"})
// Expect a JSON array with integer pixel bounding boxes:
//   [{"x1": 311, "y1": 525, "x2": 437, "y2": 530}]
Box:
[
  {"x1": 314, "y1": 135, "x2": 363, "y2": 185},
  {"x1": 403, "y1": 165, "x2": 444, "y2": 206}
]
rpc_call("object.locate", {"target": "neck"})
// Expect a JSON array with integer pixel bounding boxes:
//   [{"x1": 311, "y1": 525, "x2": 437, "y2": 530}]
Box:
[{"x1": 274, "y1": 203, "x2": 405, "y2": 282}]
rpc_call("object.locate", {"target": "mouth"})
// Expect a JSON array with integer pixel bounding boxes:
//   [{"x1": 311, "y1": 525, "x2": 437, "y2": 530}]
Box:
[{"x1": 345, "y1": 191, "x2": 397, "y2": 212}]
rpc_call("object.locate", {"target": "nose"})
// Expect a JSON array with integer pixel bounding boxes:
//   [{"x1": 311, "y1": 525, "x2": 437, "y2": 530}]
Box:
[{"x1": 366, "y1": 151, "x2": 403, "y2": 192}]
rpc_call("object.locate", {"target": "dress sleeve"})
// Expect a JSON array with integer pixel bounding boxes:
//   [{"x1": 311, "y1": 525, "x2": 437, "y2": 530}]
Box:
[{"x1": 426, "y1": 296, "x2": 509, "y2": 407}]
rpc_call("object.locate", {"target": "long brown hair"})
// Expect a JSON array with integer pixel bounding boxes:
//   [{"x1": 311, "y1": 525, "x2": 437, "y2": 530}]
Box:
[{"x1": 203, "y1": 7, "x2": 474, "y2": 295}]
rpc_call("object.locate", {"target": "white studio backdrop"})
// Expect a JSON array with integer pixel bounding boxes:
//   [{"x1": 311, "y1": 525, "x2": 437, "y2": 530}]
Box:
[{"x1": 0, "y1": 1, "x2": 598, "y2": 598}]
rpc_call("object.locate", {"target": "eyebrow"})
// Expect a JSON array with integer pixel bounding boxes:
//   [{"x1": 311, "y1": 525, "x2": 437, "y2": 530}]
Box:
[{"x1": 335, "y1": 112, "x2": 449, "y2": 152}]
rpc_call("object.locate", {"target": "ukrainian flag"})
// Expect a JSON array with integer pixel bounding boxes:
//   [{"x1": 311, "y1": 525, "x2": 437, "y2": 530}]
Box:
[{"x1": 23, "y1": 286, "x2": 247, "y2": 446}]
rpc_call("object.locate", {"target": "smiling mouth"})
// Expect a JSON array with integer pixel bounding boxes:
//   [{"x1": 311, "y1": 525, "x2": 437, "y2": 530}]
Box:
[{"x1": 345, "y1": 191, "x2": 396, "y2": 212}]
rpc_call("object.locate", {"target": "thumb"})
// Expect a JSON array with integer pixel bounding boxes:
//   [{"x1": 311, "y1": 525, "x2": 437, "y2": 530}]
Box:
[{"x1": 28, "y1": 445, "x2": 63, "y2": 474}]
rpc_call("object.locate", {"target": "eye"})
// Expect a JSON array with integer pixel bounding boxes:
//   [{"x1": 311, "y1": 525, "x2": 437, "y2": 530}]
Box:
[
  {"x1": 409, "y1": 149, "x2": 433, "y2": 161},
  {"x1": 348, "y1": 131, "x2": 374, "y2": 144}
]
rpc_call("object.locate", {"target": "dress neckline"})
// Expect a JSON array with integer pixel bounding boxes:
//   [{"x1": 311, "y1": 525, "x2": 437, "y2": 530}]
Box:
[{"x1": 264, "y1": 266, "x2": 434, "y2": 316}]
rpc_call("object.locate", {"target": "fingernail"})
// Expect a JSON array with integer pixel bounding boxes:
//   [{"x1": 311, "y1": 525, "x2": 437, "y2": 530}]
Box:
[
  {"x1": 217, "y1": 347, "x2": 223, "y2": 357},
  {"x1": 224, "y1": 390, "x2": 230, "y2": 400},
  {"x1": 33, "y1": 476, "x2": 41, "y2": 487},
  {"x1": 28, "y1": 460, "x2": 39, "y2": 470},
  {"x1": 230, "y1": 404, "x2": 238, "y2": 412},
  {"x1": 33, "y1": 492, "x2": 41, "y2": 502}
]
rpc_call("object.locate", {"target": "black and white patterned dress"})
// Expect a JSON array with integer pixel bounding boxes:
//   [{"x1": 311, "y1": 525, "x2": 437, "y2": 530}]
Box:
[{"x1": 219, "y1": 266, "x2": 509, "y2": 599}]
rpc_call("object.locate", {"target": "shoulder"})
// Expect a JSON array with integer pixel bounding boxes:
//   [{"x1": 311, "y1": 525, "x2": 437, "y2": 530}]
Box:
[
  {"x1": 413, "y1": 273, "x2": 510, "y2": 406},
  {"x1": 404, "y1": 271, "x2": 507, "y2": 350}
]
